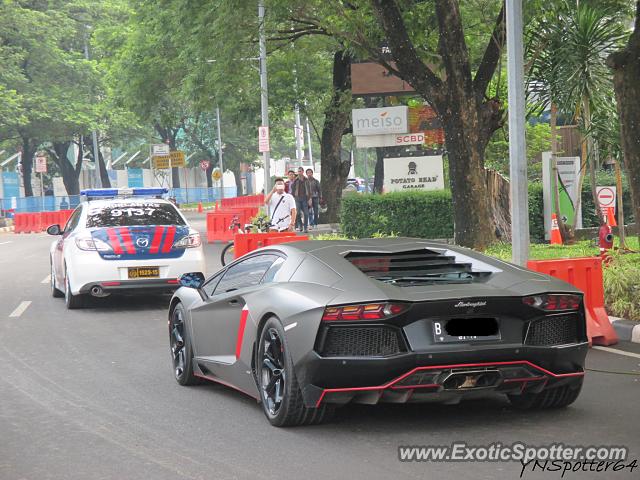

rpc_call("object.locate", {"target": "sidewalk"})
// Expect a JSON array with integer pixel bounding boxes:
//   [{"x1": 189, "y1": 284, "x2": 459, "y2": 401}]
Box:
[{"x1": 610, "y1": 317, "x2": 640, "y2": 344}]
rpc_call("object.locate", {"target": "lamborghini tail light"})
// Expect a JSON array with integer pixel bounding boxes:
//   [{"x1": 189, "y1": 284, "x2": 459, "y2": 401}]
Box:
[
  {"x1": 522, "y1": 294, "x2": 581, "y2": 311},
  {"x1": 322, "y1": 302, "x2": 409, "y2": 321}
]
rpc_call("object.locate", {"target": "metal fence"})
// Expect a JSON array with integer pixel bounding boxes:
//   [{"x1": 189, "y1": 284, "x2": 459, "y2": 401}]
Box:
[{"x1": 1, "y1": 186, "x2": 238, "y2": 215}]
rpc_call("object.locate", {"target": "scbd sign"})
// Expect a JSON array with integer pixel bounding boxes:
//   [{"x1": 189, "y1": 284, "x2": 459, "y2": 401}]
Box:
[{"x1": 352, "y1": 106, "x2": 408, "y2": 136}]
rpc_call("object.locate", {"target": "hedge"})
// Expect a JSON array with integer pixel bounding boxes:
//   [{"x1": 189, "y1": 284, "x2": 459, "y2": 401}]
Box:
[{"x1": 340, "y1": 182, "x2": 634, "y2": 242}]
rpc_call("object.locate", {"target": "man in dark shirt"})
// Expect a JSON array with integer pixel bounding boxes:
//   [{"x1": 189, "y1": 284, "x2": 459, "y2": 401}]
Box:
[
  {"x1": 291, "y1": 167, "x2": 311, "y2": 232},
  {"x1": 306, "y1": 168, "x2": 321, "y2": 229}
]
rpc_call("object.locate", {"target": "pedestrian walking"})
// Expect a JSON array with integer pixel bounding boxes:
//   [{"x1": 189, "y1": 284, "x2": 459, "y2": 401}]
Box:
[
  {"x1": 264, "y1": 178, "x2": 296, "y2": 232},
  {"x1": 291, "y1": 167, "x2": 311, "y2": 232},
  {"x1": 284, "y1": 170, "x2": 296, "y2": 194},
  {"x1": 306, "y1": 168, "x2": 321, "y2": 229}
]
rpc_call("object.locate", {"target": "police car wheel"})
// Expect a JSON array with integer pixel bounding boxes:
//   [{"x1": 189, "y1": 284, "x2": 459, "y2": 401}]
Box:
[
  {"x1": 51, "y1": 259, "x2": 63, "y2": 298},
  {"x1": 64, "y1": 266, "x2": 84, "y2": 309}
]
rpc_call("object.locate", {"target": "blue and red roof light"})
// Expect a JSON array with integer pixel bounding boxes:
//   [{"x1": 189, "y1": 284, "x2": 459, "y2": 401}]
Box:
[{"x1": 80, "y1": 188, "x2": 168, "y2": 199}]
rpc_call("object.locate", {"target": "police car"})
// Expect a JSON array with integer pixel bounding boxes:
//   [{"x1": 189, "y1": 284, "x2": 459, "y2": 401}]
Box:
[{"x1": 47, "y1": 188, "x2": 205, "y2": 309}]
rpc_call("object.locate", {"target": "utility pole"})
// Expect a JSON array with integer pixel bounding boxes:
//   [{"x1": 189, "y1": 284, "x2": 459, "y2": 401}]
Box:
[
  {"x1": 507, "y1": 0, "x2": 529, "y2": 265},
  {"x1": 216, "y1": 104, "x2": 225, "y2": 198},
  {"x1": 83, "y1": 27, "x2": 103, "y2": 188},
  {"x1": 258, "y1": 1, "x2": 271, "y2": 193}
]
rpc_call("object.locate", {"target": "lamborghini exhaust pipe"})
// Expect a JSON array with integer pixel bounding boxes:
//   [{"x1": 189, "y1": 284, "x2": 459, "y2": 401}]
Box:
[{"x1": 441, "y1": 370, "x2": 502, "y2": 390}]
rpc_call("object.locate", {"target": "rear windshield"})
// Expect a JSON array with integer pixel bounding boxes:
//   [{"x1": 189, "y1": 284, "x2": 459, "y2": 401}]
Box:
[{"x1": 86, "y1": 202, "x2": 185, "y2": 227}]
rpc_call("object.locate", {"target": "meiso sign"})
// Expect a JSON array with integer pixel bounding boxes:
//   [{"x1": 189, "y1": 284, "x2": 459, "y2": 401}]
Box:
[{"x1": 352, "y1": 106, "x2": 409, "y2": 136}]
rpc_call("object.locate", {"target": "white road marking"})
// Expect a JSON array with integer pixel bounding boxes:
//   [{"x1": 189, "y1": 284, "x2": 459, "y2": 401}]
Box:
[
  {"x1": 593, "y1": 346, "x2": 640, "y2": 360},
  {"x1": 9, "y1": 301, "x2": 32, "y2": 318},
  {"x1": 284, "y1": 322, "x2": 297, "y2": 331},
  {"x1": 0, "y1": 241, "x2": 12, "y2": 245},
  {"x1": 41, "y1": 274, "x2": 51, "y2": 284}
]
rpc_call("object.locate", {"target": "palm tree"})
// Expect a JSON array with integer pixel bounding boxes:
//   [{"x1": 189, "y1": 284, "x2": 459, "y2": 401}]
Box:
[{"x1": 528, "y1": 0, "x2": 627, "y2": 234}]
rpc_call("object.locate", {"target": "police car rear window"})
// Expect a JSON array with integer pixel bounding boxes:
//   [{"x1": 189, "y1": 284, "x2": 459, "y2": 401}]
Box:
[{"x1": 86, "y1": 203, "x2": 185, "y2": 227}]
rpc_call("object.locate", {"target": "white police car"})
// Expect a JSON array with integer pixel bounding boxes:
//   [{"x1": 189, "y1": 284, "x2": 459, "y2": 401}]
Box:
[{"x1": 48, "y1": 188, "x2": 205, "y2": 309}]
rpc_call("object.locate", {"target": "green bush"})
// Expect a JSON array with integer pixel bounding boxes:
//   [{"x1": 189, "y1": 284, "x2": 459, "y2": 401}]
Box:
[
  {"x1": 341, "y1": 187, "x2": 546, "y2": 241},
  {"x1": 340, "y1": 190, "x2": 454, "y2": 239}
]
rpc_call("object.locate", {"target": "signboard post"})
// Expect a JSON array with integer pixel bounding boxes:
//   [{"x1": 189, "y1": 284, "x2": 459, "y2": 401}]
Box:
[
  {"x1": 542, "y1": 152, "x2": 582, "y2": 239},
  {"x1": 35, "y1": 155, "x2": 47, "y2": 210}
]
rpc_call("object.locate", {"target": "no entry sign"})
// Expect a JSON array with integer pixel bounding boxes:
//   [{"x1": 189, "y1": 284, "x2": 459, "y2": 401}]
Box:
[{"x1": 596, "y1": 186, "x2": 616, "y2": 214}]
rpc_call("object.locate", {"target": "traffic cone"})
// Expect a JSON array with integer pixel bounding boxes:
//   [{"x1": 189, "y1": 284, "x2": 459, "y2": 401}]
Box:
[
  {"x1": 215, "y1": 201, "x2": 219, "y2": 211},
  {"x1": 606, "y1": 207, "x2": 617, "y2": 227},
  {"x1": 550, "y1": 213, "x2": 563, "y2": 245},
  {"x1": 197, "y1": 201, "x2": 203, "y2": 213}
]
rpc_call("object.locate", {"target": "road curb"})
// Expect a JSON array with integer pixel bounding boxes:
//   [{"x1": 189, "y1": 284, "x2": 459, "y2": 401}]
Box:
[{"x1": 610, "y1": 317, "x2": 640, "y2": 343}]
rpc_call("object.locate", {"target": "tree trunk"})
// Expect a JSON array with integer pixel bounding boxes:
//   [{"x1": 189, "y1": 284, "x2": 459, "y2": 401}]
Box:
[
  {"x1": 97, "y1": 145, "x2": 111, "y2": 188},
  {"x1": 320, "y1": 50, "x2": 352, "y2": 223},
  {"x1": 442, "y1": 113, "x2": 496, "y2": 249},
  {"x1": 50, "y1": 141, "x2": 81, "y2": 196},
  {"x1": 583, "y1": 95, "x2": 605, "y2": 226},
  {"x1": 20, "y1": 136, "x2": 35, "y2": 197},
  {"x1": 370, "y1": 0, "x2": 505, "y2": 249},
  {"x1": 614, "y1": 158, "x2": 627, "y2": 248},
  {"x1": 374, "y1": 148, "x2": 385, "y2": 193},
  {"x1": 608, "y1": 2, "x2": 640, "y2": 241}
]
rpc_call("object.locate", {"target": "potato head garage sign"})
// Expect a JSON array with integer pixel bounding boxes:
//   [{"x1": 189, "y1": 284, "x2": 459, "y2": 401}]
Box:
[{"x1": 383, "y1": 156, "x2": 445, "y2": 192}]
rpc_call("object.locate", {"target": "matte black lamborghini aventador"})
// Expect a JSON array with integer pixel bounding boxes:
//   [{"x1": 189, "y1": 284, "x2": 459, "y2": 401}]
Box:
[{"x1": 168, "y1": 238, "x2": 587, "y2": 427}]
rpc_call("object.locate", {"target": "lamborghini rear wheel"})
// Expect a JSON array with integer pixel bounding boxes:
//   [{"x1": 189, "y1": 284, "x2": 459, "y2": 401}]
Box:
[
  {"x1": 257, "y1": 316, "x2": 333, "y2": 427},
  {"x1": 508, "y1": 378, "x2": 583, "y2": 410},
  {"x1": 170, "y1": 303, "x2": 200, "y2": 386}
]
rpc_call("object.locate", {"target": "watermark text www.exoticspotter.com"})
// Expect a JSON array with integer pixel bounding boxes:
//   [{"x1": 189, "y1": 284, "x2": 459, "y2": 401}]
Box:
[
  {"x1": 398, "y1": 443, "x2": 638, "y2": 478},
  {"x1": 397, "y1": 442, "x2": 628, "y2": 463}
]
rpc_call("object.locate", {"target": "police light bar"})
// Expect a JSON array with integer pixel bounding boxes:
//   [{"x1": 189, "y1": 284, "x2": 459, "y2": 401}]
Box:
[{"x1": 80, "y1": 188, "x2": 169, "y2": 199}]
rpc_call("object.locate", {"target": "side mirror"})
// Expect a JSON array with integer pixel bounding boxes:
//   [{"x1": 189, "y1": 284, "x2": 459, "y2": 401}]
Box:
[
  {"x1": 47, "y1": 224, "x2": 62, "y2": 236},
  {"x1": 178, "y1": 272, "x2": 205, "y2": 289}
]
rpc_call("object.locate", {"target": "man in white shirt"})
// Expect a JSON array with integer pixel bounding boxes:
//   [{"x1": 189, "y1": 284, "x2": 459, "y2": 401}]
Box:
[{"x1": 264, "y1": 177, "x2": 297, "y2": 232}]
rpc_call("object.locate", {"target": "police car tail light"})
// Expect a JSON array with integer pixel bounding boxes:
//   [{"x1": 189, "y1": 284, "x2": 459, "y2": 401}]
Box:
[
  {"x1": 75, "y1": 236, "x2": 113, "y2": 252},
  {"x1": 173, "y1": 232, "x2": 201, "y2": 249}
]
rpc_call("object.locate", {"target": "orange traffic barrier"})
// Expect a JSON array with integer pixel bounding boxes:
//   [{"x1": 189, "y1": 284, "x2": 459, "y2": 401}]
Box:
[
  {"x1": 58, "y1": 209, "x2": 73, "y2": 226},
  {"x1": 232, "y1": 231, "x2": 298, "y2": 258},
  {"x1": 527, "y1": 257, "x2": 618, "y2": 346},
  {"x1": 550, "y1": 213, "x2": 562, "y2": 245},
  {"x1": 13, "y1": 213, "x2": 29, "y2": 233},
  {"x1": 206, "y1": 211, "x2": 237, "y2": 242},
  {"x1": 606, "y1": 207, "x2": 617, "y2": 227},
  {"x1": 263, "y1": 235, "x2": 309, "y2": 248}
]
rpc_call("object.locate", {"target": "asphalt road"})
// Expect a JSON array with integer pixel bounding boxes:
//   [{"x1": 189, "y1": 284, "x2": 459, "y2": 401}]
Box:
[{"x1": 1, "y1": 223, "x2": 639, "y2": 480}]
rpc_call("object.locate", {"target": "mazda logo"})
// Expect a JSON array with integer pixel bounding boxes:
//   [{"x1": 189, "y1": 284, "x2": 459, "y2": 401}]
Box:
[{"x1": 136, "y1": 237, "x2": 150, "y2": 248}]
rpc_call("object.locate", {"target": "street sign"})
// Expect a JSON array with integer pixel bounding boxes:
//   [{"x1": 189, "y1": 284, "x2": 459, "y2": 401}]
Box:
[
  {"x1": 258, "y1": 126, "x2": 270, "y2": 152},
  {"x1": 152, "y1": 155, "x2": 171, "y2": 169},
  {"x1": 35, "y1": 156, "x2": 47, "y2": 173},
  {"x1": 211, "y1": 168, "x2": 222, "y2": 182},
  {"x1": 151, "y1": 144, "x2": 170, "y2": 156},
  {"x1": 169, "y1": 150, "x2": 185, "y2": 167},
  {"x1": 200, "y1": 160, "x2": 210, "y2": 171},
  {"x1": 596, "y1": 186, "x2": 616, "y2": 215}
]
